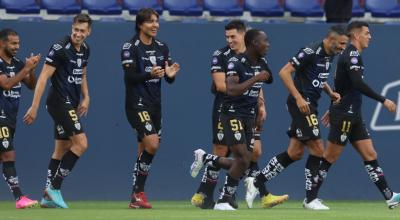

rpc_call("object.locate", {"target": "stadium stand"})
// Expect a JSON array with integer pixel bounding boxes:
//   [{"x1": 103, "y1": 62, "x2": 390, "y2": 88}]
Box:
[
  {"x1": 1, "y1": 0, "x2": 41, "y2": 14},
  {"x1": 82, "y1": 0, "x2": 122, "y2": 15},
  {"x1": 352, "y1": 0, "x2": 365, "y2": 17},
  {"x1": 123, "y1": 0, "x2": 163, "y2": 15},
  {"x1": 285, "y1": 0, "x2": 324, "y2": 17},
  {"x1": 245, "y1": 0, "x2": 285, "y2": 17},
  {"x1": 204, "y1": 0, "x2": 244, "y2": 16},
  {"x1": 164, "y1": 0, "x2": 203, "y2": 16},
  {"x1": 42, "y1": 0, "x2": 82, "y2": 15},
  {"x1": 366, "y1": 0, "x2": 400, "y2": 18}
]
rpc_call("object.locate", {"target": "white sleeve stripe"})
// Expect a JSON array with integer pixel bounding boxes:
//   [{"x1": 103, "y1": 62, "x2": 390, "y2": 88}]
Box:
[
  {"x1": 122, "y1": 60, "x2": 133, "y2": 64},
  {"x1": 45, "y1": 57, "x2": 53, "y2": 62}
]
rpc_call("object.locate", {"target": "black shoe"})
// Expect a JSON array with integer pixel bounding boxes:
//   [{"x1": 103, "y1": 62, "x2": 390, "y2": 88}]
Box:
[{"x1": 200, "y1": 199, "x2": 216, "y2": 209}]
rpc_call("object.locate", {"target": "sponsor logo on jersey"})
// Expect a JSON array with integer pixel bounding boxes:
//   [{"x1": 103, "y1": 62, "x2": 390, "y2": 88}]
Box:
[
  {"x1": 351, "y1": 57, "x2": 358, "y2": 64},
  {"x1": 228, "y1": 62, "x2": 234, "y2": 69},
  {"x1": 212, "y1": 57, "x2": 218, "y2": 64}
]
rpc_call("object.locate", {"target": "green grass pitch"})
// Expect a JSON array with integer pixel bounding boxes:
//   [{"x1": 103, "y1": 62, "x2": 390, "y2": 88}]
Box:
[{"x1": 0, "y1": 200, "x2": 398, "y2": 220}]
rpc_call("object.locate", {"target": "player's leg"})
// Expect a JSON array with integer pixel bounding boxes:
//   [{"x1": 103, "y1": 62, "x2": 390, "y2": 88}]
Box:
[
  {"x1": 304, "y1": 138, "x2": 324, "y2": 204},
  {"x1": 352, "y1": 138, "x2": 400, "y2": 209}
]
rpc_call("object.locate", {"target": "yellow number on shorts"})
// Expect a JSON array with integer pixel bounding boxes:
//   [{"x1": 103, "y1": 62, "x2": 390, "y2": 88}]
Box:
[
  {"x1": 306, "y1": 114, "x2": 318, "y2": 127},
  {"x1": 230, "y1": 119, "x2": 243, "y2": 131},
  {"x1": 68, "y1": 110, "x2": 78, "y2": 121},
  {"x1": 138, "y1": 111, "x2": 151, "y2": 122},
  {"x1": 0, "y1": 127, "x2": 10, "y2": 139},
  {"x1": 341, "y1": 121, "x2": 351, "y2": 133}
]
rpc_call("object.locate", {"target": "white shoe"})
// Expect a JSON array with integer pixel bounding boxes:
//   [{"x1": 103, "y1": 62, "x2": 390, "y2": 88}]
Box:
[
  {"x1": 214, "y1": 202, "x2": 236, "y2": 211},
  {"x1": 190, "y1": 149, "x2": 206, "y2": 178},
  {"x1": 303, "y1": 198, "x2": 330, "y2": 210},
  {"x1": 387, "y1": 192, "x2": 400, "y2": 209},
  {"x1": 244, "y1": 177, "x2": 259, "y2": 209}
]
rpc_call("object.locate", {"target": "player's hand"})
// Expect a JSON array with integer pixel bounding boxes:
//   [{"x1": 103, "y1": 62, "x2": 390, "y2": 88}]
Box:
[
  {"x1": 150, "y1": 66, "x2": 165, "y2": 78},
  {"x1": 383, "y1": 99, "x2": 397, "y2": 113},
  {"x1": 296, "y1": 96, "x2": 310, "y2": 114},
  {"x1": 23, "y1": 106, "x2": 38, "y2": 125},
  {"x1": 165, "y1": 61, "x2": 180, "y2": 78},
  {"x1": 78, "y1": 97, "x2": 90, "y2": 117},
  {"x1": 24, "y1": 53, "x2": 41, "y2": 71},
  {"x1": 330, "y1": 92, "x2": 341, "y2": 104},
  {"x1": 255, "y1": 107, "x2": 267, "y2": 132},
  {"x1": 321, "y1": 110, "x2": 330, "y2": 127},
  {"x1": 256, "y1": 71, "x2": 270, "y2": 82}
]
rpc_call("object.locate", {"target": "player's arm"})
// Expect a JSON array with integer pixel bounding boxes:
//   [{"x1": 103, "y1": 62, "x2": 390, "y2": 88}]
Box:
[
  {"x1": 322, "y1": 82, "x2": 340, "y2": 103},
  {"x1": 23, "y1": 63, "x2": 56, "y2": 124},
  {"x1": 164, "y1": 45, "x2": 179, "y2": 83},
  {"x1": 279, "y1": 62, "x2": 310, "y2": 114},
  {"x1": 212, "y1": 72, "x2": 226, "y2": 93},
  {"x1": 226, "y1": 73, "x2": 269, "y2": 96},
  {"x1": 348, "y1": 67, "x2": 396, "y2": 112},
  {"x1": 0, "y1": 55, "x2": 39, "y2": 90},
  {"x1": 78, "y1": 67, "x2": 90, "y2": 117},
  {"x1": 255, "y1": 89, "x2": 267, "y2": 131},
  {"x1": 22, "y1": 68, "x2": 37, "y2": 90}
]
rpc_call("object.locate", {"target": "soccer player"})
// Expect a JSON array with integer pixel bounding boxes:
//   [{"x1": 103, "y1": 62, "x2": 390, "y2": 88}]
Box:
[
  {"x1": 244, "y1": 25, "x2": 349, "y2": 210},
  {"x1": 0, "y1": 28, "x2": 39, "y2": 209},
  {"x1": 190, "y1": 29, "x2": 273, "y2": 210},
  {"x1": 191, "y1": 20, "x2": 287, "y2": 209},
  {"x1": 23, "y1": 14, "x2": 92, "y2": 209},
  {"x1": 315, "y1": 21, "x2": 400, "y2": 209},
  {"x1": 120, "y1": 8, "x2": 180, "y2": 209}
]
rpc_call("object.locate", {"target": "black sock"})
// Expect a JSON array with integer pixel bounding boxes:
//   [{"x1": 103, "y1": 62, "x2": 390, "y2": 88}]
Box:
[
  {"x1": 316, "y1": 157, "x2": 332, "y2": 190},
  {"x1": 132, "y1": 150, "x2": 154, "y2": 194},
  {"x1": 3, "y1": 161, "x2": 23, "y2": 200},
  {"x1": 256, "y1": 151, "x2": 294, "y2": 184},
  {"x1": 46, "y1": 158, "x2": 61, "y2": 189},
  {"x1": 202, "y1": 154, "x2": 220, "y2": 167},
  {"x1": 305, "y1": 155, "x2": 322, "y2": 203},
  {"x1": 197, "y1": 165, "x2": 220, "y2": 200},
  {"x1": 364, "y1": 160, "x2": 393, "y2": 200},
  {"x1": 218, "y1": 174, "x2": 239, "y2": 203},
  {"x1": 51, "y1": 151, "x2": 79, "y2": 190},
  {"x1": 246, "y1": 161, "x2": 260, "y2": 178}
]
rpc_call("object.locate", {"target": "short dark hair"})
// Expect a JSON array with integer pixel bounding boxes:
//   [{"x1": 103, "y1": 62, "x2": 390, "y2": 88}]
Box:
[
  {"x1": 327, "y1": 24, "x2": 348, "y2": 37},
  {"x1": 73, "y1": 13, "x2": 92, "y2": 27},
  {"x1": 0, "y1": 28, "x2": 18, "y2": 41},
  {"x1": 135, "y1": 8, "x2": 159, "y2": 33},
  {"x1": 244, "y1": 29, "x2": 262, "y2": 47},
  {"x1": 347, "y1": 21, "x2": 369, "y2": 33},
  {"x1": 224, "y1": 20, "x2": 246, "y2": 32}
]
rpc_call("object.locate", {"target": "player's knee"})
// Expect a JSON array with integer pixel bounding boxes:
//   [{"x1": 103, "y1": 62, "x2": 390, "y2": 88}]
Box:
[
  {"x1": 288, "y1": 148, "x2": 304, "y2": 161},
  {"x1": 324, "y1": 154, "x2": 339, "y2": 164},
  {"x1": 213, "y1": 144, "x2": 228, "y2": 157},
  {"x1": 251, "y1": 148, "x2": 262, "y2": 161}
]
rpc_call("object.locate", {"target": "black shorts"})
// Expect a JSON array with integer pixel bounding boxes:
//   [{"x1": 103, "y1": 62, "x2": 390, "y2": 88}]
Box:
[
  {"x1": 221, "y1": 113, "x2": 254, "y2": 152},
  {"x1": 286, "y1": 98, "x2": 321, "y2": 141},
  {"x1": 0, "y1": 122, "x2": 14, "y2": 152},
  {"x1": 328, "y1": 110, "x2": 370, "y2": 145},
  {"x1": 46, "y1": 100, "x2": 84, "y2": 140},
  {"x1": 126, "y1": 106, "x2": 162, "y2": 142},
  {"x1": 212, "y1": 109, "x2": 226, "y2": 145}
]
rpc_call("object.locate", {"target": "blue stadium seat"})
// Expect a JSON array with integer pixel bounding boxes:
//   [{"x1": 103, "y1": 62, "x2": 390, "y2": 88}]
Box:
[
  {"x1": 164, "y1": 0, "x2": 203, "y2": 16},
  {"x1": 245, "y1": 0, "x2": 284, "y2": 17},
  {"x1": 123, "y1": 0, "x2": 163, "y2": 15},
  {"x1": 352, "y1": 0, "x2": 365, "y2": 17},
  {"x1": 82, "y1": 0, "x2": 122, "y2": 15},
  {"x1": 204, "y1": 0, "x2": 243, "y2": 16},
  {"x1": 285, "y1": 0, "x2": 323, "y2": 17},
  {"x1": 366, "y1": 0, "x2": 400, "y2": 17},
  {"x1": 1, "y1": 0, "x2": 40, "y2": 14},
  {"x1": 42, "y1": 0, "x2": 81, "y2": 14}
]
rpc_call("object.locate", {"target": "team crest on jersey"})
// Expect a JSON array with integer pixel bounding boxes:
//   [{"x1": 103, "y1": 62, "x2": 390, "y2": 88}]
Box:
[
  {"x1": 234, "y1": 132, "x2": 241, "y2": 141},
  {"x1": 149, "y1": 56, "x2": 157, "y2": 65},
  {"x1": 340, "y1": 133, "x2": 347, "y2": 142},
  {"x1": 2, "y1": 138, "x2": 9, "y2": 149},
  {"x1": 77, "y1": 58, "x2": 82, "y2": 67},
  {"x1": 217, "y1": 131, "x2": 224, "y2": 141},
  {"x1": 145, "y1": 122, "x2": 152, "y2": 131},
  {"x1": 228, "y1": 62, "x2": 234, "y2": 69},
  {"x1": 74, "y1": 122, "x2": 81, "y2": 130},
  {"x1": 312, "y1": 127, "x2": 319, "y2": 136}
]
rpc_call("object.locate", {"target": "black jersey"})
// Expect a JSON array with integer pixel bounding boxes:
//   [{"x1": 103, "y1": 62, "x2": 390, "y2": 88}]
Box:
[
  {"x1": 289, "y1": 42, "x2": 334, "y2": 107},
  {"x1": 0, "y1": 57, "x2": 24, "y2": 127},
  {"x1": 331, "y1": 44, "x2": 385, "y2": 114},
  {"x1": 210, "y1": 46, "x2": 236, "y2": 113},
  {"x1": 222, "y1": 54, "x2": 273, "y2": 118},
  {"x1": 45, "y1": 36, "x2": 90, "y2": 108},
  {"x1": 121, "y1": 35, "x2": 174, "y2": 109}
]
